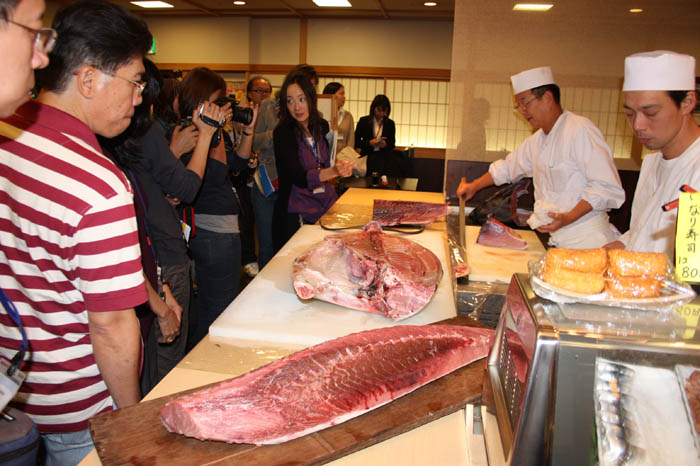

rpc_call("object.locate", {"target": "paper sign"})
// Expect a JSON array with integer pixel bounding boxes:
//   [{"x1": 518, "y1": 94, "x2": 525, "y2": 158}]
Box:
[
  {"x1": 674, "y1": 303, "x2": 700, "y2": 339},
  {"x1": 675, "y1": 192, "x2": 700, "y2": 283},
  {"x1": 0, "y1": 355, "x2": 25, "y2": 412}
]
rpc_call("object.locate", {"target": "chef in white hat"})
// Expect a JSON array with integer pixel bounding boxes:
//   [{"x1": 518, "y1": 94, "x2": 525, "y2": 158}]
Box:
[
  {"x1": 605, "y1": 51, "x2": 700, "y2": 259},
  {"x1": 458, "y1": 66, "x2": 624, "y2": 249}
]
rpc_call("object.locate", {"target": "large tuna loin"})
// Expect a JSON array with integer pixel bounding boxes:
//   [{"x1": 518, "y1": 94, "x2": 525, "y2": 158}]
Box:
[
  {"x1": 160, "y1": 325, "x2": 493, "y2": 445},
  {"x1": 292, "y1": 222, "x2": 443, "y2": 320},
  {"x1": 476, "y1": 218, "x2": 528, "y2": 250},
  {"x1": 372, "y1": 199, "x2": 448, "y2": 226}
]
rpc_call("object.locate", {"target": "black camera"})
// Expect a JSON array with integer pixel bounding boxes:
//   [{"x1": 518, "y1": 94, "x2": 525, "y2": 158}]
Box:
[
  {"x1": 177, "y1": 115, "x2": 193, "y2": 128},
  {"x1": 213, "y1": 95, "x2": 253, "y2": 126}
]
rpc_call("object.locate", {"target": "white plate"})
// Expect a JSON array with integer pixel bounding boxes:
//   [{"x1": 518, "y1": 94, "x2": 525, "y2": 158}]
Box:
[{"x1": 529, "y1": 260, "x2": 696, "y2": 311}]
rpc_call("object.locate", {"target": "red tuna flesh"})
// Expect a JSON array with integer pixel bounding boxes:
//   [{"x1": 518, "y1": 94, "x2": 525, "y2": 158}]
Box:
[
  {"x1": 160, "y1": 325, "x2": 493, "y2": 445},
  {"x1": 372, "y1": 199, "x2": 448, "y2": 226},
  {"x1": 476, "y1": 218, "x2": 528, "y2": 250},
  {"x1": 292, "y1": 222, "x2": 443, "y2": 320}
]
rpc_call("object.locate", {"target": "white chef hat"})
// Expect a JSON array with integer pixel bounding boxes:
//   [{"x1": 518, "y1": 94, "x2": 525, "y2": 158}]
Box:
[
  {"x1": 623, "y1": 51, "x2": 696, "y2": 91},
  {"x1": 510, "y1": 66, "x2": 555, "y2": 94}
]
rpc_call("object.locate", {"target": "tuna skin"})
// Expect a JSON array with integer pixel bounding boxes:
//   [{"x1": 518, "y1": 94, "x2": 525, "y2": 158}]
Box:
[
  {"x1": 160, "y1": 325, "x2": 493, "y2": 445},
  {"x1": 372, "y1": 199, "x2": 449, "y2": 226}
]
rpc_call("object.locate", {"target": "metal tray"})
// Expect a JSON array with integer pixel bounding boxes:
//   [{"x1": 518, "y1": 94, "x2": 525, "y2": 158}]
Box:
[{"x1": 675, "y1": 364, "x2": 700, "y2": 453}]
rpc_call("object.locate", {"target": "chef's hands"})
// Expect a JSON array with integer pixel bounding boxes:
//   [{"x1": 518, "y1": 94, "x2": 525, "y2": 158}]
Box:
[
  {"x1": 535, "y1": 212, "x2": 571, "y2": 233},
  {"x1": 457, "y1": 177, "x2": 479, "y2": 201},
  {"x1": 604, "y1": 240, "x2": 624, "y2": 250},
  {"x1": 334, "y1": 159, "x2": 354, "y2": 178},
  {"x1": 156, "y1": 283, "x2": 183, "y2": 344}
]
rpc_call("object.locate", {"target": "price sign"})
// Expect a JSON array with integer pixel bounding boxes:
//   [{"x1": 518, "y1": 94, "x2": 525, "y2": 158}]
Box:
[
  {"x1": 675, "y1": 192, "x2": 700, "y2": 283},
  {"x1": 674, "y1": 303, "x2": 700, "y2": 339}
]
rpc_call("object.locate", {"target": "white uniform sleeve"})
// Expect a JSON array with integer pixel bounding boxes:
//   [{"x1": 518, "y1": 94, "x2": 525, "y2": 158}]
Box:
[
  {"x1": 488, "y1": 136, "x2": 535, "y2": 186},
  {"x1": 574, "y1": 124, "x2": 625, "y2": 212}
]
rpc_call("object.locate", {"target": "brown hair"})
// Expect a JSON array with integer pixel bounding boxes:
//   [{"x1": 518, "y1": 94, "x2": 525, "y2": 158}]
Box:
[{"x1": 177, "y1": 67, "x2": 226, "y2": 118}]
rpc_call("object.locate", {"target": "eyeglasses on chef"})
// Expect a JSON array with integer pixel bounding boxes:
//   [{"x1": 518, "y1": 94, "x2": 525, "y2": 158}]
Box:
[
  {"x1": 6, "y1": 19, "x2": 57, "y2": 54},
  {"x1": 513, "y1": 96, "x2": 539, "y2": 112}
]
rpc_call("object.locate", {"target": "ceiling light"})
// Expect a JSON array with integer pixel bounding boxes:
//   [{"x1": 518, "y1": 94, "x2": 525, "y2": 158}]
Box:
[
  {"x1": 312, "y1": 0, "x2": 352, "y2": 6},
  {"x1": 513, "y1": 3, "x2": 553, "y2": 11},
  {"x1": 130, "y1": 1, "x2": 173, "y2": 7},
  {"x1": 233, "y1": 0, "x2": 246, "y2": 4},
  {"x1": 629, "y1": 8, "x2": 643, "y2": 13},
  {"x1": 424, "y1": 1, "x2": 437, "y2": 6}
]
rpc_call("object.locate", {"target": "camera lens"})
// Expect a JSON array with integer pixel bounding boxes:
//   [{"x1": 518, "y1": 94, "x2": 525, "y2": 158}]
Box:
[{"x1": 232, "y1": 106, "x2": 253, "y2": 126}]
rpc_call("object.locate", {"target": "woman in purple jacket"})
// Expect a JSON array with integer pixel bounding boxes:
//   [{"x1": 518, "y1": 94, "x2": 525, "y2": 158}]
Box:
[{"x1": 272, "y1": 72, "x2": 354, "y2": 249}]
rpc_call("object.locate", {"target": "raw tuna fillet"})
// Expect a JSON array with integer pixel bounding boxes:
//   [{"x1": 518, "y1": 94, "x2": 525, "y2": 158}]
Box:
[
  {"x1": 372, "y1": 199, "x2": 448, "y2": 226},
  {"x1": 160, "y1": 325, "x2": 493, "y2": 445},
  {"x1": 292, "y1": 221, "x2": 442, "y2": 320},
  {"x1": 476, "y1": 218, "x2": 528, "y2": 250}
]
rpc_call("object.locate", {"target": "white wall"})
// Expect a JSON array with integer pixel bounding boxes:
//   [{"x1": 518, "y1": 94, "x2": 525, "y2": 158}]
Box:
[
  {"x1": 307, "y1": 20, "x2": 453, "y2": 69},
  {"x1": 138, "y1": 16, "x2": 452, "y2": 69},
  {"x1": 145, "y1": 17, "x2": 251, "y2": 63}
]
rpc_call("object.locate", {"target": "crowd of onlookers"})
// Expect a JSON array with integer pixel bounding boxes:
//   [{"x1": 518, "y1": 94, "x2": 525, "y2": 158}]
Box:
[{"x1": 0, "y1": 1, "x2": 410, "y2": 463}]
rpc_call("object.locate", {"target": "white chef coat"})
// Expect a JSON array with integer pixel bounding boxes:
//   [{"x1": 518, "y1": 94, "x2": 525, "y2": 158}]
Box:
[
  {"x1": 489, "y1": 110, "x2": 625, "y2": 248},
  {"x1": 619, "y1": 135, "x2": 700, "y2": 260}
]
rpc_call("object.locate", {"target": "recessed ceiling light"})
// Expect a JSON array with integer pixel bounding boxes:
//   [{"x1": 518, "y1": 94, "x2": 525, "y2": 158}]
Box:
[
  {"x1": 424, "y1": 1, "x2": 437, "y2": 6},
  {"x1": 233, "y1": 0, "x2": 246, "y2": 4},
  {"x1": 312, "y1": 0, "x2": 352, "y2": 7},
  {"x1": 513, "y1": 3, "x2": 553, "y2": 11},
  {"x1": 629, "y1": 8, "x2": 643, "y2": 13},
  {"x1": 130, "y1": 1, "x2": 173, "y2": 7}
]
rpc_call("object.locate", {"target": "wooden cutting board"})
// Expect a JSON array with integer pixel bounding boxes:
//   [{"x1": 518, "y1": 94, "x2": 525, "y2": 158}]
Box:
[
  {"x1": 208, "y1": 225, "x2": 456, "y2": 348},
  {"x1": 89, "y1": 317, "x2": 488, "y2": 466},
  {"x1": 466, "y1": 225, "x2": 546, "y2": 283}
]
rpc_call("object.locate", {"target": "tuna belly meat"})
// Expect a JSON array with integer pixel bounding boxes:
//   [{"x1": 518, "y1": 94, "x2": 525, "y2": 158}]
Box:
[
  {"x1": 292, "y1": 222, "x2": 443, "y2": 321},
  {"x1": 160, "y1": 325, "x2": 494, "y2": 445},
  {"x1": 476, "y1": 218, "x2": 528, "y2": 250}
]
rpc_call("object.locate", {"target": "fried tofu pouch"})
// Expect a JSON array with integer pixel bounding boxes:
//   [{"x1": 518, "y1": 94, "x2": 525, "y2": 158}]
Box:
[
  {"x1": 542, "y1": 248, "x2": 607, "y2": 294},
  {"x1": 606, "y1": 274, "x2": 663, "y2": 299},
  {"x1": 545, "y1": 248, "x2": 608, "y2": 273},
  {"x1": 605, "y1": 249, "x2": 667, "y2": 298},
  {"x1": 607, "y1": 249, "x2": 668, "y2": 277},
  {"x1": 543, "y1": 265, "x2": 606, "y2": 294}
]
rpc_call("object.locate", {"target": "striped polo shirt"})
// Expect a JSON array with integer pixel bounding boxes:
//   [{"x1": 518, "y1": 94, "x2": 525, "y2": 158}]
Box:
[{"x1": 0, "y1": 100, "x2": 147, "y2": 433}]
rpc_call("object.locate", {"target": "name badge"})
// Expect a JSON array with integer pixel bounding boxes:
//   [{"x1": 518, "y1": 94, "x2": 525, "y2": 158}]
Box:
[
  {"x1": 0, "y1": 355, "x2": 25, "y2": 412},
  {"x1": 313, "y1": 186, "x2": 325, "y2": 195}
]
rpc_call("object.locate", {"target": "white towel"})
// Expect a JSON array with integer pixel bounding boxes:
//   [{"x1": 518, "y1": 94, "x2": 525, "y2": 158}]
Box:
[{"x1": 527, "y1": 200, "x2": 564, "y2": 229}]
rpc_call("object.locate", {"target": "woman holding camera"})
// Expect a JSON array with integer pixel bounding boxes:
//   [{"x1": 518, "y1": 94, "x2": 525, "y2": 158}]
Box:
[
  {"x1": 175, "y1": 67, "x2": 258, "y2": 347},
  {"x1": 355, "y1": 94, "x2": 405, "y2": 178},
  {"x1": 273, "y1": 72, "x2": 354, "y2": 249}
]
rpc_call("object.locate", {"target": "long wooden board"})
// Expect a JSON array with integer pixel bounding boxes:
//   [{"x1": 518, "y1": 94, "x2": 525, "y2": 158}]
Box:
[{"x1": 89, "y1": 317, "x2": 487, "y2": 466}]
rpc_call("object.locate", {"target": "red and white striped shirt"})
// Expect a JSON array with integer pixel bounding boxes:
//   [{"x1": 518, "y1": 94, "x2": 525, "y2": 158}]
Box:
[{"x1": 0, "y1": 100, "x2": 147, "y2": 433}]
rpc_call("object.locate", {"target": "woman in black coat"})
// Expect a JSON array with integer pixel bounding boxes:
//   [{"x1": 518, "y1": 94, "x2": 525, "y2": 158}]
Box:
[{"x1": 354, "y1": 94, "x2": 405, "y2": 177}]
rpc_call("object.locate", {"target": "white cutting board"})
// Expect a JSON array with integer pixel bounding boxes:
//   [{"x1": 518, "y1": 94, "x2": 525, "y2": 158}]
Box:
[
  {"x1": 466, "y1": 225, "x2": 546, "y2": 283},
  {"x1": 209, "y1": 225, "x2": 456, "y2": 348}
]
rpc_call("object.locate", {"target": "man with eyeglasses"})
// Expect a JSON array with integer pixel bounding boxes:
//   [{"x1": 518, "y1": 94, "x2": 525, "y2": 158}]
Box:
[
  {"x1": 0, "y1": 0, "x2": 54, "y2": 117},
  {"x1": 0, "y1": 1, "x2": 152, "y2": 464},
  {"x1": 458, "y1": 66, "x2": 624, "y2": 249},
  {"x1": 605, "y1": 51, "x2": 700, "y2": 260}
]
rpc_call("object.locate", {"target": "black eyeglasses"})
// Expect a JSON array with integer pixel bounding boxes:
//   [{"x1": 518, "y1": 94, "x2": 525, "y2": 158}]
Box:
[{"x1": 6, "y1": 20, "x2": 57, "y2": 54}]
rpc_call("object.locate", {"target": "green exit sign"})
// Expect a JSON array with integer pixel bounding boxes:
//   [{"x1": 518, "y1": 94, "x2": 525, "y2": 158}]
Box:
[{"x1": 148, "y1": 38, "x2": 156, "y2": 55}]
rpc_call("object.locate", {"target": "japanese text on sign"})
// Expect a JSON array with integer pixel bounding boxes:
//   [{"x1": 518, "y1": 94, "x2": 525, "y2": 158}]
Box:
[{"x1": 675, "y1": 193, "x2": 700, "y2": 283}]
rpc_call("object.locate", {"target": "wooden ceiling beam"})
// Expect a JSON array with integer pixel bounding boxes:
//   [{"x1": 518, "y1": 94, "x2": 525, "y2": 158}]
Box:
[
  {"x1": 375, "y1": 0, "x2": 389, "y2": 18},
  {"x1": 278, "y1": 0, "x2": 305, "y2": 18}
]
